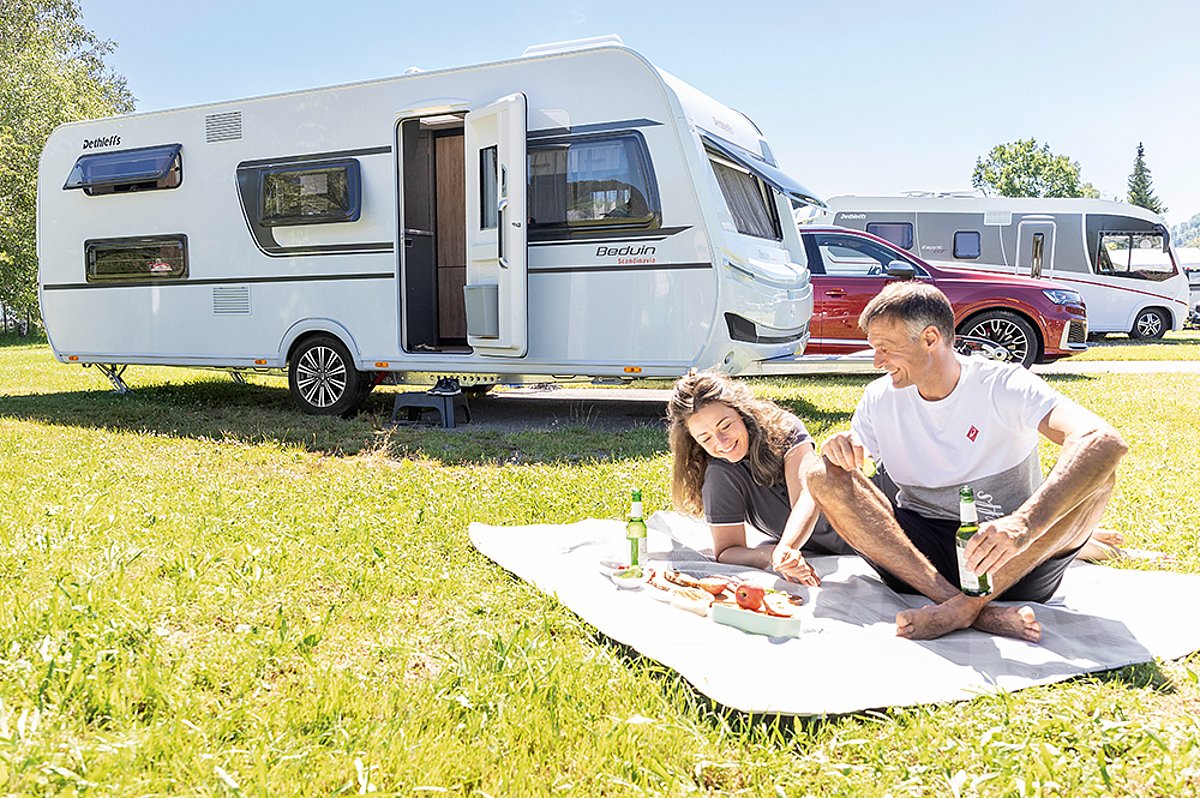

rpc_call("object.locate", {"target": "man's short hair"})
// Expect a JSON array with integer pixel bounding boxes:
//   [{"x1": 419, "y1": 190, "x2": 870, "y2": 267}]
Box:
[{"x1": 859, "y1": 282, "x2": 955, "y2": 342}]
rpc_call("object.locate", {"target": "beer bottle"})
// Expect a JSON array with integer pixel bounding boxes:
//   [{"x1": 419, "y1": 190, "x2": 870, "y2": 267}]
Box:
[
  {"x1": 626, "y1": 489, "x2": 648, "y2": 567},
  {"x1": 955, "y1": 485, "x2": 992, "y2": 596}
]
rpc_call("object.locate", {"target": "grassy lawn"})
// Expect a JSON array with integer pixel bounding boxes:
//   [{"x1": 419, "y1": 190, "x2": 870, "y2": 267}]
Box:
[
  {"x1": 2, "y1": 334, "x2": 1199, "y2": 795},
  {"x1": 1071, "y1": 329, "x2": 1200, "y2": 362}
]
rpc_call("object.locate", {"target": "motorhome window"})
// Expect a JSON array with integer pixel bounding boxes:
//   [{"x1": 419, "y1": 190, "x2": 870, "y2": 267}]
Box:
[
  {"x1": 63, "y1": 143, "x2": 182, "y2": 196},
  {"x1": 258, "y1": 160, "x2": 360, "y2": 226},
  {"x1": 865, "y1": 223, "x2": 913, "y2": 250},
  {"x1": 709, "y1": 155, "x2": 781, "y2": 241},
  {"x1": 84, "y1": 235, "x2": 188, "y2": 283},
  {"x1": 813, "y1": 233, "x2": 925, "y2": 277},
  {"x1": 480, "y1": 146, "x2": 499, "y2": 229},
  {"x1": 1096, "y1": 232, "x2": 1177, "y2": 282},
  {"x1": 527, "y1": 134, "x2": 660, "y2": 238},
  {"x1": 954, "y1": 230, "x2": 981, "y2": 259}
]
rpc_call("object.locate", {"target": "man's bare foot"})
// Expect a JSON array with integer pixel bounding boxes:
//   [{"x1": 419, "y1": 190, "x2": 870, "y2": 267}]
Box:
[
  {"x1": 973, "y1": 604, "x2": 1041, "y2": 642},
  {"x1": 897, "y1": 600, "x2": 1041, "y2": 642},
  {"x1": 895, "y1": 599, "x2": 977, "y2": 640},
  {"x1": 1080, "y1": 528, "x2": 1127, "y2": 563}
]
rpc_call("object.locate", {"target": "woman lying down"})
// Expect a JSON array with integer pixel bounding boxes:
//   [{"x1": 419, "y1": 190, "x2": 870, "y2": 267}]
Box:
[{"x1": 665, "y1": 371, "x2": 1127, "y2": 587}]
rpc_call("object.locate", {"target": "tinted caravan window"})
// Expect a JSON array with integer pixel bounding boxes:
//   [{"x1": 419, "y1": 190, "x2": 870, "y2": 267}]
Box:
[
  {"x1": 954, "y1": 230, "x2": 982, "y2": 259},
  {"x1": 258, "y1": 159, "x2": 361, "y2": 226},
  {"x1": 63, "y1": 144, "x2": 182, "y2": 196},
  {"x1": 85, "y1": 235, "x2": 188, "y2": 283},
  {"x1": 866, "y1": 222, "x2": 913, "y2": 250},
  {"x1": 528, "y1": 133, "x2": 660, "y2": 239}
]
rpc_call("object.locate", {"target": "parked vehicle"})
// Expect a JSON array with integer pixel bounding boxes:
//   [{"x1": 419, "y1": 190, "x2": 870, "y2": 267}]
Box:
[
  {"x1": 797, "y1": 227, "x2": 1088, "y2": 367},
  {"x1": 38, "y1": 37, "x2": 825, "y2": 416},
  {"x1": 810, "y1": 195, "x2": 1189, "y2": 339}
]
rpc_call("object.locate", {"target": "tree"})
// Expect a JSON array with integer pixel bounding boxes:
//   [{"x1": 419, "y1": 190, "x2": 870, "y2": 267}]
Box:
[
  {"x1": 1126, "y1": 142, "x2": 1166, "y2": 215},
  {"x1": 971, "y1": 138, "x2": 1099, "y2": 199},
  {"x1": 0, "y1": 0, "x2": 135, "y2": 323}
]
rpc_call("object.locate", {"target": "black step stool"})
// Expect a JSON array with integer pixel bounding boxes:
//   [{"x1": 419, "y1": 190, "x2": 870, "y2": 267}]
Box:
[{"x1": 388, "y1": 390, "x2": 471, "y2": 428}]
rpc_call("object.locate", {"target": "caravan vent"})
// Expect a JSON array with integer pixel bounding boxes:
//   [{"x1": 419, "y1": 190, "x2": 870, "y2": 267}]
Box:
[
  {"x1": 205, "y1": 111, "x2": 243, "y2": 143},
  {"x1": 212, "y1": 286, "x2": 251, "y2": 315}
]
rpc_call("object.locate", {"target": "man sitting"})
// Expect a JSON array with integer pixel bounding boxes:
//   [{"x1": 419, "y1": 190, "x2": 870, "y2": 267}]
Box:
[{"x1": 806, "y1": 282, "x2": 1127, "y2": 641}]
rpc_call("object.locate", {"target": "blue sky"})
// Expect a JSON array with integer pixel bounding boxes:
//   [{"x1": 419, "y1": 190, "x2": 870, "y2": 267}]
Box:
[{"x1": 80, "y1": 0, "x2": 1200, "y2": 225}]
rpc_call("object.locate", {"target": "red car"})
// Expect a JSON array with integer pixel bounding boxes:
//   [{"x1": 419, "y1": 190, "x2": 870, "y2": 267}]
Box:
[{"x1": 799, "y1": 227, "x2": 1088, "y2": 367}]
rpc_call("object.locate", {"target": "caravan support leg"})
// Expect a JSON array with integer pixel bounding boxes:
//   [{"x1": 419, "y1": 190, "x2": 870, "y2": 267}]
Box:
[
  {"x1": 230, "y1": 372, "x2": 247, "y2": 385},
  {"x1": 94, "y1": 364, "x2": 131, "y2": 395}
]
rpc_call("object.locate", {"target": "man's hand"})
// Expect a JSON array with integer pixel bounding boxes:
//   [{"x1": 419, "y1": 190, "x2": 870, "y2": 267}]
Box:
[
  {"x1": 965, "y1": 514, "x2": 1035, "y2": 576},
  {"x1": 771, "y1": 543, "x2": 820, "y2": 586},
  {"x1": 819, "y1": 431, "x2": 866, "y2": 472}
]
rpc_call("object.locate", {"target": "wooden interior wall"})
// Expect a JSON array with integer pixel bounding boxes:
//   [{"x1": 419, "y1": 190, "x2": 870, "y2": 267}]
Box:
[{"x1": 435, "y1": 134, "x2": 467, "y2": 340}]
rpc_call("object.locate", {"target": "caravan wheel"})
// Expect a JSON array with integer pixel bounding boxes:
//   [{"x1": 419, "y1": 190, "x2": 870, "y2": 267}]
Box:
[
  {"x1": 288, "y1": 334, "x2": 364, "y2": 417},
  {"x1": 1130, "y1": 308, "x2": 1168, "y2": 340}
]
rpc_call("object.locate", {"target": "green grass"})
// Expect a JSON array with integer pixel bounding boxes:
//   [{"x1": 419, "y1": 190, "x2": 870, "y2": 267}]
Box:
[
  {"x1": 2, "y1": 343, "x2": 1200, "y2": 795},
  {"x1": 1071, "y1": 329, "x2": 1200, "y2": 361}
]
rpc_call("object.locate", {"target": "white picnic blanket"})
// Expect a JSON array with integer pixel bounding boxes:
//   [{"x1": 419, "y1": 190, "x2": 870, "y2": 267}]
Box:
[{"x1": 469, "y1": 512, "x2": 1200, "y2": 716}]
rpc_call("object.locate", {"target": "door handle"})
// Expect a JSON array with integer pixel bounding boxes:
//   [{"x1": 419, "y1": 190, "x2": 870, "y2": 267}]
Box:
[{"x1": 825, "y1": 289, "x2": 846, "y2": 297}]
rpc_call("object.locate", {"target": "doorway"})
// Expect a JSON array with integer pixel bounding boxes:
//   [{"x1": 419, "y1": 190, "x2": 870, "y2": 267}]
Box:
[{"x1": 399, "y1": 115, "x2": 469, "y2": 353}]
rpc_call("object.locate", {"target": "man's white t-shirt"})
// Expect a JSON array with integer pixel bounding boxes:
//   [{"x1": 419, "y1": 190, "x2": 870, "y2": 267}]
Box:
[{"x1": 850, "y1": 355, "x2": 1063, "y2": 521}]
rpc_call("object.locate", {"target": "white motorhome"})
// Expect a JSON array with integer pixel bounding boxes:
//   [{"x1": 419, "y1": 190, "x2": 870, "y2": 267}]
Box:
[
  {"x1": 812, "y1": 195, "x2": 1190, "y2": 339},
  {"x1": 38, "y1": 37, "x2": 824, "y2": 416}
]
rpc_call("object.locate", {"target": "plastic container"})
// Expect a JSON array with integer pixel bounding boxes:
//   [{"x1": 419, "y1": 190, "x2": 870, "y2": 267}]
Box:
[{"x1": 710, "y1": 601, "x2": 803, "y2": 637}]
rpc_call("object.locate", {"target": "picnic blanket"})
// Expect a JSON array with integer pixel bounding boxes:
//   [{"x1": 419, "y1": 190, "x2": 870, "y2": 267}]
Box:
[{"x1": 469, "y1": 512, "x2": 1200, "y2": 716}]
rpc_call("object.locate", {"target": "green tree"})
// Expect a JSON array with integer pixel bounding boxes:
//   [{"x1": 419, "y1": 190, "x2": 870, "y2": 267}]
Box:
[
  {"x1": 1126, "y1": 142, "x2": 1166, "y2": 215},
  {"x1": 0, "y1": 0, "x2": 134, "y2": 323},
  {"x1": 971, "y1": 138, "x2": 1099, "y2": 199}
]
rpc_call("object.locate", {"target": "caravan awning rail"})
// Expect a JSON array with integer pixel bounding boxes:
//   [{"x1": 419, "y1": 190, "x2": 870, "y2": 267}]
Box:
[{"x1": 700, "y1": 132, "x2": 824, "y2": 209}]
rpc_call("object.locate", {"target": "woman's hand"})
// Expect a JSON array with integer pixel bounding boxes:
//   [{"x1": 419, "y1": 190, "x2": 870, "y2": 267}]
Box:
[{"x1": 771, "y1": 543, "x2": 820, "y2": 586}]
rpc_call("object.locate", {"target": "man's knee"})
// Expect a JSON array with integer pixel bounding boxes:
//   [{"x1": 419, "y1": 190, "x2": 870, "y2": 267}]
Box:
[{"x1": 805, "y1": 457, "x2": 856, "y2": 504}]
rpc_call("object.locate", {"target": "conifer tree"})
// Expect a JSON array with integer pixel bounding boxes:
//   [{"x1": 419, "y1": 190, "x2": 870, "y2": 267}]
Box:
[{"x1": 1126, "y1": 142, "x2": 1166, "y2": 214}]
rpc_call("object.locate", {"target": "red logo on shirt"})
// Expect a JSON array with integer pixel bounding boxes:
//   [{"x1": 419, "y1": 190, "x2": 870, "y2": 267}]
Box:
[{"x1": 967, "y1": 425, "x2": 979, "y2": 442}]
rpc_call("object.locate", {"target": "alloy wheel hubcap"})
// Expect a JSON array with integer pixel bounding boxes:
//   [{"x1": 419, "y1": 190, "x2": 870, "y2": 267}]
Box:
[
  {"x1": 1136, "y1": 313, "x2": 1162, "y2": 337},
  {"x1": 966, "y1": 319, "x2": 1029, "y2": 364},
  {"x1": 296, "y1": 346, "x2": 347, "y2": 408}
]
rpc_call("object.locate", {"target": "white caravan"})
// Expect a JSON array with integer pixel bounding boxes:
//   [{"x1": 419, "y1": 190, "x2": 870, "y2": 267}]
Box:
[
  {"x1": 811, "y1": 195, "x2": 1190, "y2": 339},
  {"x1": 38, "y1": 38, "x2": 823, "y2": 415}
]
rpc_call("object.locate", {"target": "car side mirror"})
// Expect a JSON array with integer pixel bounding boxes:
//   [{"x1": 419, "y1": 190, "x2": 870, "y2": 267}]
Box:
[{"x1": 886, "y1": 260, "x2": 916, "y2": 280}]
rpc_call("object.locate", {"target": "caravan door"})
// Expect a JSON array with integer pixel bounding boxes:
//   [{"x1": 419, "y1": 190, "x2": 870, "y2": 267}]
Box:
[
  {"x1": 1016, "y1": 218, "x2": 1055, "y2": 278},
  {"x1": 463, "y1": 93, "x2": 528, "y2": 357}
]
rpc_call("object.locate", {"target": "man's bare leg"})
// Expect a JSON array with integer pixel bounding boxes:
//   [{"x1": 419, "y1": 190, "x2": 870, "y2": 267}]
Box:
[
  {"x1": 896, "y1": 473, "x2": 1116, "y2": 641},
  {"x1": 806, "y1": 459, "x2": 1036, "y2": 640}
]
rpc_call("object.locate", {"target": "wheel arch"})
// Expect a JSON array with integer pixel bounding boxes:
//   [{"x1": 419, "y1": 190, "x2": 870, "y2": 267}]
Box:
[{"x1": 279, "y1": 319, "x2": 362, "y2": 366}]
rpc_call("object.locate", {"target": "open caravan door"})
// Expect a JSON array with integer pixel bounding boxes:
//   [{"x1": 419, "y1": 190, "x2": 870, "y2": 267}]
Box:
[{"x1": 463, "y1": 93, "x2": 527, "y2": 357}]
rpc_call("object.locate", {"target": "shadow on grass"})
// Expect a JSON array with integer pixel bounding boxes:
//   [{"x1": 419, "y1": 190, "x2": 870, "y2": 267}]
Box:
[
  {"x1": 0, "y1": 381, "x2": 669, "y2": 466},
  {"x1": 0, "y1": 330, "x2": 47, "y2": 348}
]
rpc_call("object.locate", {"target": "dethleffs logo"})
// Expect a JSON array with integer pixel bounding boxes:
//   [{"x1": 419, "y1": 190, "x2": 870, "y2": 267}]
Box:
[
  {"x1": 596, "y1": 244, "x2": 656, "y2": 265},
  {"x1": 82, "y1": 135, "x2": 121, "y2": 149}
]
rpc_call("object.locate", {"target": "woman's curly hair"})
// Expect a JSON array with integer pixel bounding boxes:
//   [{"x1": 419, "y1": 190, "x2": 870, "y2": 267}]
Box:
[{"x1": 666, "y1": 370, "x2": 802, "y2": 517}]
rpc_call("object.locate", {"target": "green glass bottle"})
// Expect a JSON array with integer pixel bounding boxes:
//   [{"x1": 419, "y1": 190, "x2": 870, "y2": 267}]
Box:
[
  {"x1": 626, "y1": 489, "x2": 647, "y2": 567},
  {"x1": 955, "y1": 485, "x2": 991, "y2": 596}
]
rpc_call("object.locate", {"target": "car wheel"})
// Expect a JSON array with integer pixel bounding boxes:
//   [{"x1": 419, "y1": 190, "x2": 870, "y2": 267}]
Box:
[
  {"x1": 958, "y1": 310, "x2": 1039, "y2": 369},
  {"x1": 1130, "y1": 308, "x2": 1168, "y2": 340},
  {"x1": 288, "y1": 334, "x2": 364, "y2": 417}
]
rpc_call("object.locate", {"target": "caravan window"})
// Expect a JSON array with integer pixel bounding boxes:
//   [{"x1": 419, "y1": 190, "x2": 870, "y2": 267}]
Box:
[
  {"x1": 527, "y1": 133, "x2": 660, "y2": 239},
  {"x1": 257, "y1": 159, "x2": 361, "y2": 226},
  {"x1": 709, "y1": 155, "x2": 781, "y2": 241},
  {"x1": 1096, "y1": 232, "x2": 1177, "y2": 282},
  {"x1": 84, "y1": 235, "x2": 188, "y2": 283},
  {"x1": 63, "y1": 143, "x2": 182, "y2": 196},
  {"x1": 954, "y1": 230, "x2": 981, "y2": 259},
  {"x1": 866, "y1": 222, "x2": 913, "y2": 250}
]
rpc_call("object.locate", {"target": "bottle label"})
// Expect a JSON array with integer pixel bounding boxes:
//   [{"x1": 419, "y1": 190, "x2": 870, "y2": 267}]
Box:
[
  {"x1": 631, "y1": 501, "x2": 642, "y2": 518},
  {"x1": 956, "y1": 537, "x2": 981, "y2": 593}
]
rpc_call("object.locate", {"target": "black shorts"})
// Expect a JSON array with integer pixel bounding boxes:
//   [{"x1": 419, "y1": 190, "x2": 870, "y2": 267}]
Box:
[{"x1": 863, "y1": 505, "x2": 1083, "y2": 604}]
